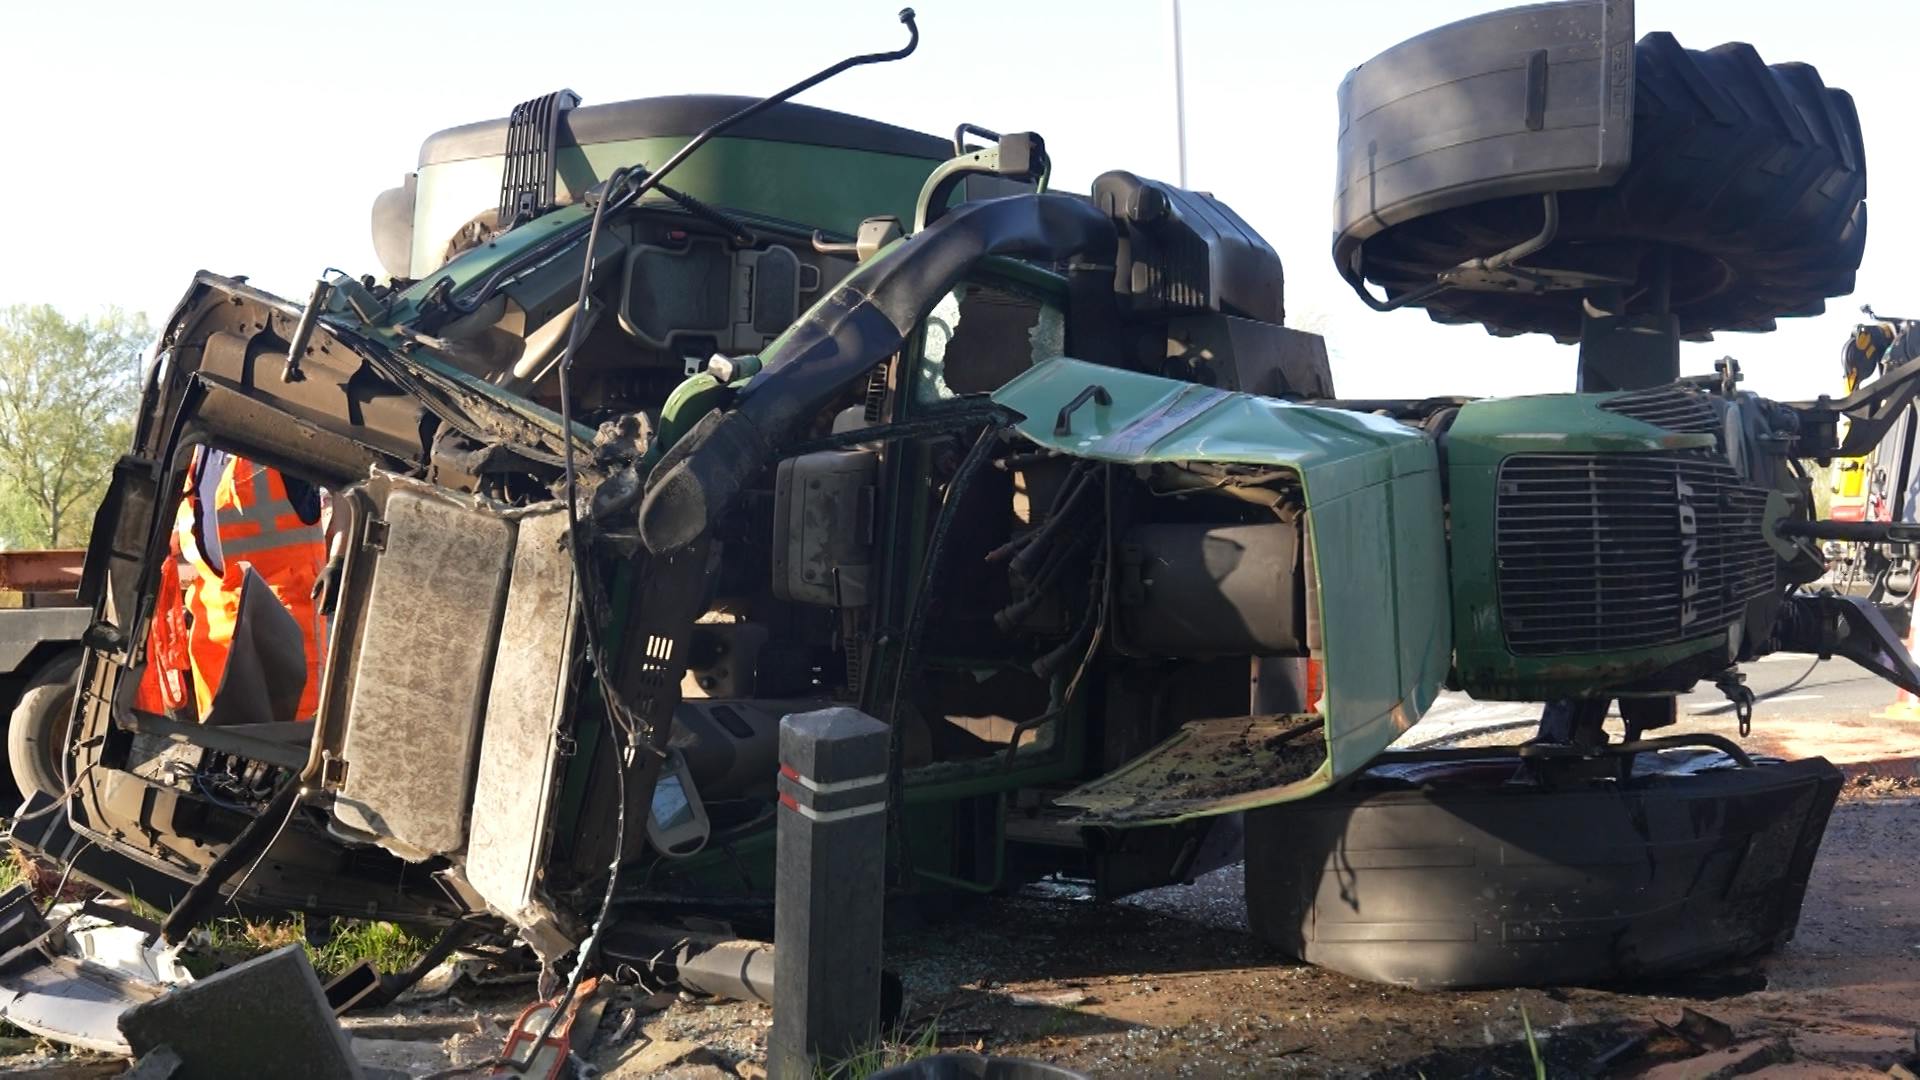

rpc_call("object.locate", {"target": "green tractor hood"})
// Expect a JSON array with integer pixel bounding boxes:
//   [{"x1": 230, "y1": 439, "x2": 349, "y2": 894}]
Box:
[{"x1": 991, "y1": 358, "x2": 1451, "y2": 823}]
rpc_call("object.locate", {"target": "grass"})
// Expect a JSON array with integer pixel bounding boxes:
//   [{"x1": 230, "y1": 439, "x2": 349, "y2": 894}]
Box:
[
  {"x1": 187, "y1": 914, "x2": 435, "y2": 980},
  {"x1": 0, "y1": 840, "x2": 433, "y2": 982},
  {"x1": 815, "y1": 1021, "x2": 942, "y2": 1080},
  {"x1": 308, "y1": 919, "x2": 434, "y2": 978},
  {"x1": 0, "y1": 845, "x2": 29, "y2": 894},
  {"x1": 1520, "y1": 1005, "x2": 1547, "y2": 1080},
  {"x1": 0, "y1": 842, "x2": 88, "y2": 904}
]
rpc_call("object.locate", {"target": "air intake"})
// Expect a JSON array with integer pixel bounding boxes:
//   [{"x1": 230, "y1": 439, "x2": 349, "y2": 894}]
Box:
[{"x1": 1599, "y1": 387, "x2": 1722, "y2": 437}]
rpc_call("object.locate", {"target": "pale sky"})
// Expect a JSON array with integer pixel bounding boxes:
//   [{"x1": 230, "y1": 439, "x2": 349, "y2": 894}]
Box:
[{"x1": 3, "y1": 0, "x2": 1913, "y2": 402}]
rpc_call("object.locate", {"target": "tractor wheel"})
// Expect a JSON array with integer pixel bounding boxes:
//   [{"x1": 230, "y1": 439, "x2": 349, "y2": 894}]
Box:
[
  {"x1": 8, "y1": 650, "x2": 81, "y2": 802},
  {"x1": 1359, "y1": 33, "x2": 1867, "y2": 342},
  {"x1": 1245, "y1": 749, "x2": 1842, "y2": 988}
]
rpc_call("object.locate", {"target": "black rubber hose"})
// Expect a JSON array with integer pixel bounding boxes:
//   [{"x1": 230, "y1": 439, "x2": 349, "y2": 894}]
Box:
[
  {"x1": 1007, "y1": 462, "x2": 1097, "y2": 580},
  {"x1": 638, "y1": 194, "x2": 1117, "y2": 554}
]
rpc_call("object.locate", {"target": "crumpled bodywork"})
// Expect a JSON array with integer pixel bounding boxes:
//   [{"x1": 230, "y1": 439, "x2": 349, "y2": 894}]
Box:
[{"x1": 991, "y1": 357, "x2": 1450, "y2": 822}]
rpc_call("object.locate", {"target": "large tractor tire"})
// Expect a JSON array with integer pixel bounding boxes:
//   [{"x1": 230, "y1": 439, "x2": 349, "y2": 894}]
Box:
[
  {"x1": 1349, "y1": 32, "x2": 1866, "y2": 342},
  {"x1": 8, "y1": 649, "x2": 81, "y2": 802},
  {"x1": 1245, "y1": 748, "x2": 1842, "y2": 988}
]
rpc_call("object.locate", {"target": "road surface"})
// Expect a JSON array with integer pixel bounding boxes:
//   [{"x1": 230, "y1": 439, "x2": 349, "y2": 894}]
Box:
[{"x1": 1401, "y1": 652, "x2": 1900, "y2": 751}]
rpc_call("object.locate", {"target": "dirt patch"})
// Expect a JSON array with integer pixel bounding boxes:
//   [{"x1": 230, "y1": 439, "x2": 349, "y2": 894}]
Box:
[
  {"x1": 351, "y1": 748, "x2": 1920, "y2": 1077},
  {"x1": 5, "y1": 733, "x2": 1913, "y2": 1077},
  {"x1": 601, "y1": 787, "x2": 1913, "y2": 1077}
]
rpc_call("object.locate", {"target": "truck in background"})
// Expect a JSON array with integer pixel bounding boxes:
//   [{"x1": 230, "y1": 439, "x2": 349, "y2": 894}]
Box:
[{"x1": 0, "y1": 550, "x2": 89, "y2": 809}]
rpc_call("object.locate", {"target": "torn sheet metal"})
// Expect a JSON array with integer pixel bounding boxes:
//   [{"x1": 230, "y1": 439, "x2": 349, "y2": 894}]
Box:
[
  {"x1": 1056, "y1": 714, "x2": 1331, "y2": 825},
  {"x1": 0, "y1": 954, "x2": 164, "y2": 1055},
  {"x1": 0, "y1": 901, "x2": 194, "y2": 1055},
  {"x1": 994, "y1": 357, "x2": 1451, "y2": 816}
]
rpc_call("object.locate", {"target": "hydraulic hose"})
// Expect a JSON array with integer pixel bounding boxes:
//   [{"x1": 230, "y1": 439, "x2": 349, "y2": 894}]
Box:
[{"x1": 638, "y1": 193, "x2": 1118, "y2": 554}]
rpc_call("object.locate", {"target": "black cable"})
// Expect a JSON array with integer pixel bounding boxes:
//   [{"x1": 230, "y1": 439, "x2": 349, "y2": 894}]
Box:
[
  {"x1": 483, "y1": 15, "x2": 925, "y2": 1063},
  {"x1": 40, "y1": 839, "x2": 93, "y2": 916},
  {"x1": 557, "y1": 167, "x2": 638, "y2": 737},
  {"x1": 449, "y1": 9, "x2": 919, "y2": 316},
  {"x1": 503, "y1": 165, "x2": 637, "y2": 1075},
  {"x1": 784, "y1": 402, "x2": 1012, "y2": 457},
  {"x1": 883, "y1": 423, "x2": 1003, "y2": 882},
  {"x1": 646, "y1": 171, "x2": 755, "y2": 246}
]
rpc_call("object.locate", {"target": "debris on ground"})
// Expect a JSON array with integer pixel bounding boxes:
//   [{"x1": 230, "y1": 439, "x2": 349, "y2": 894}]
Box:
[
  {"x1": 1659, "y1": 1006, "x2": 1736, "y2": 1053},
  {"x1": 118, "y1": 944, "x2": 359, "y2": 1078},
  {"x1": 0, "y1": 759, "x2": 1909, "y2": 1077},
  {"x1": 1638, "y1": 1036, "x2": 1794, "y2": 1079}
]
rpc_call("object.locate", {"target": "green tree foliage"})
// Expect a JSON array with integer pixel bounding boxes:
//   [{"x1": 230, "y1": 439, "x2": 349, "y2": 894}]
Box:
[{"x1": 0, "y1": 306, "x2": 150, "y2": 548}]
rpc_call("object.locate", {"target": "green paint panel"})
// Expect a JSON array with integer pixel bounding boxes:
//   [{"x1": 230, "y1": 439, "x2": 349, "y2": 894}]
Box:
[
  {"x1": 410, "y1": 136, "x2": 943, "y2": 277},
  {"x1": 993, "y1": 358, "x2": 1451, "y2": 823},
  {"x1": 1445, "y1": 392, "x2": 1728, "y2": 699}
]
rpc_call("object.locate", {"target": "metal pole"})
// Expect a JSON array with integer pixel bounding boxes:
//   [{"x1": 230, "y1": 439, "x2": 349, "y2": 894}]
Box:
[{"x1": 1170, "y1": 0, "x2": 1189, "y2": 187}]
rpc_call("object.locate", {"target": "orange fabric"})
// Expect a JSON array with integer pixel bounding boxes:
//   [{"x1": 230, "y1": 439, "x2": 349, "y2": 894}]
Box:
[
  {"x1": 180, "y1": 455, "x2": 327, "y2": 722},
  {"x1": 133, "y1": 527, "x2": 194, "y2": 715},
  {"x1": 136, "y1": 478, "x2": 198, "y2": 717}
]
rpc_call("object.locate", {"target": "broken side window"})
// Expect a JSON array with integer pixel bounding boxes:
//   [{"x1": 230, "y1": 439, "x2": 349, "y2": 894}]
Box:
[{"x1": 915, "y1": 282, "x2": 1065, "y2": 404}]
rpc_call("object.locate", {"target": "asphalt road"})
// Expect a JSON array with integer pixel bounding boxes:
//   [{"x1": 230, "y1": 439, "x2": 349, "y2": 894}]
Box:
[{"x1": 1399, "y1": 652, "x2": 1898, "y2": 749}]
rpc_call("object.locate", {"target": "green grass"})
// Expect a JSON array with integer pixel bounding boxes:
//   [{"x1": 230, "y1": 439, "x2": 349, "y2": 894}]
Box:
[
  {"x1": 815, "y1": 1021, "x2": 941, "y2": 1080},
  {"x1": 309, "y1": 919, "x2": 433, "y2": 978},
  {"x1": 1520, "y1": 1005, "x2": 1547, "y2": 1080},
  {"x1": 185, "y1": 914, "x2": 434, "y2": 980},
  {"x1": 0, "y1": 842, "x2": 430, "y2": 987}
]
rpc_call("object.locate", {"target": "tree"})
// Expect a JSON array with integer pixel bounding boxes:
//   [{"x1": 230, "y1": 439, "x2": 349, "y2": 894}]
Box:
[{"x1": 0, "y1": 306, "x2": 150, "y2": 548}]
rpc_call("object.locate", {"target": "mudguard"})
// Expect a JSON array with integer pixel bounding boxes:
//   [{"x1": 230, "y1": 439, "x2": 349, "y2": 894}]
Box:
[{"x1": 991, "y1": 358, "x2": 1450, "y2": 824}]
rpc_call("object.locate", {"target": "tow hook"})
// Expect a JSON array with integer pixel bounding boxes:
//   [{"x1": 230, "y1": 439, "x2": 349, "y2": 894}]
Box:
[{"x1": 1714, "y1": 671, "x2": 1756, "y2": 737}]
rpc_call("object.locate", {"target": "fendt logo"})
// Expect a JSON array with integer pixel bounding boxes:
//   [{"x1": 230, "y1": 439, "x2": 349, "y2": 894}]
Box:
[{"x1": 1678, "y1": 477, "x2": 1701, "y2": 627}]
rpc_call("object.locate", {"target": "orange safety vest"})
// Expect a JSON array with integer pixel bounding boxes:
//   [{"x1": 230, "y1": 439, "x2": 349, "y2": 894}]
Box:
[{"x1": 139, "y1": 451, "x2": 327, "y2": 722}]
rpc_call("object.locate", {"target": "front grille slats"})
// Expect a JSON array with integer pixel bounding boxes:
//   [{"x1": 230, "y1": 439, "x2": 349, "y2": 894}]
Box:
[{"x1": 1494, "y1": 450, "x2": 1777, "y2": 655}]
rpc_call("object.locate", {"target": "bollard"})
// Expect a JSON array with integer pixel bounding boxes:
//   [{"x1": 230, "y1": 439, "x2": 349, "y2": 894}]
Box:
[{"x1": 769, "y1": 706, "x2": 891, "y2": 1080}]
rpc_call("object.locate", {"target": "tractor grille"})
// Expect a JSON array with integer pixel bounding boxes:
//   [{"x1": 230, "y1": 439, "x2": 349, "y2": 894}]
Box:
[
  {"x1": 1599, "y1": 387, "x2": 1722, "y2": 436},
  {"x1": 1496, "y1": 452, "x2": 1775, "y2": 655}
]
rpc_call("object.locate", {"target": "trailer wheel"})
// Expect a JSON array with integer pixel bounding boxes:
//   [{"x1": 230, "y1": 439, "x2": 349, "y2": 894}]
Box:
[{"x1": 8, "y1": 650, "x2": 81, "y2": 801}]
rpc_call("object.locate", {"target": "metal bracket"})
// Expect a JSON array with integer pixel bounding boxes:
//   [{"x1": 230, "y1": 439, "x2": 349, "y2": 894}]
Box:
[
  {"x1": 497, "y1": 89, "x2": 582, "y2": 229},
  {"x1": 1772, "y1": 591, "x2": 1920, "y2": 701},
  {"x1": 913, "y1": 131, "x2": 1048, "y2": 232},
  {"x1": 320, "y1": 752, "x2": 349, "y2": 791},
  {"x1": 1788, "y1": 346, "x2": 1920, "y2": 459},
  {"x1": 1347, "y1": 193, "x2": 1560, "y2": 312}
]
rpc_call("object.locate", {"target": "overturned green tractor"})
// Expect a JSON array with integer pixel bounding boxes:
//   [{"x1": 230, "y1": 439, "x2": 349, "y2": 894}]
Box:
[{"x1": 9, "y1": 2, "x2": 1911, "y2": 1016}]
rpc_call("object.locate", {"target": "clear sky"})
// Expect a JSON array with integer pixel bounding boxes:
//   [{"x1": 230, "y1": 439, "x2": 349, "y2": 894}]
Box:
[{"x1": 3, "y1": 0, "x2": 1913, "y2": 402}]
